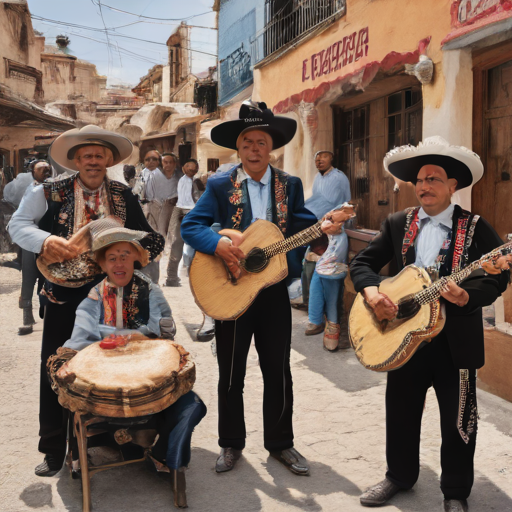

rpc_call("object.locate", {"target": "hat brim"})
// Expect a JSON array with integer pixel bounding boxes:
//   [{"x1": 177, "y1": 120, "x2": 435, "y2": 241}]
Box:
[
  {"x1": 49, "y1": 125, "x2": 133, "y2": 173},
  {"x1": 211, "y1": 117, "x2": 297, "y2": 151},
  {"x1": 385, "y1": 148, "x2": 483, "y2": 190},
  {"x1": 92, "y1": 229, "x2": 150, "y2": 267}
]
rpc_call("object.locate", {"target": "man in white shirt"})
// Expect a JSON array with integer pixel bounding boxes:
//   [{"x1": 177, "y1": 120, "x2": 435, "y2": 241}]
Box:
[
  {"x1": 165, "y1": 159, "x2": 205, "y2": 287},
  {"x1": 140, "y1": 149, "x2": 161, "y2": 206},
  {"x1": 5, "y1": 160, "x2": 52, "y2": 335},
  {"x1": 144, "y1": 152, "x2": 183, "y2": 237}
]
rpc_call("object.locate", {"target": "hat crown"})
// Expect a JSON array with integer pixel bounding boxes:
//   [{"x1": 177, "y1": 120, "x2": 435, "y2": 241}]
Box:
[{"x1": 239, "y1": 100, "x2": 273, "y2": 124}]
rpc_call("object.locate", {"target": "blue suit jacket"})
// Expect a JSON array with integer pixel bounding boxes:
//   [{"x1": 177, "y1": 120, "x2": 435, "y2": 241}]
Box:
[{"x1": 181, "y1": 165, "x2": 317, "y2": 279}]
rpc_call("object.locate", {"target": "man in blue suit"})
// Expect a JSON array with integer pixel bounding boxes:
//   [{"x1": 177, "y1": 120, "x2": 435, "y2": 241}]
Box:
[{"x1": 182, "y1": 100, "x2": 340, "y2": 476}]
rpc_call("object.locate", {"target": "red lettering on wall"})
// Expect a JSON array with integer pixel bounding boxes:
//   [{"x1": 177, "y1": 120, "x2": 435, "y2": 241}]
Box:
[{"x1": 303, "y1": 26, "x2": 369, "y2": 81}]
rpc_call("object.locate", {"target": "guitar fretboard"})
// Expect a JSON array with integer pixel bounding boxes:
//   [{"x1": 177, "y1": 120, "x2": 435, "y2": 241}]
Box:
[
  {"x1": 414, "y1": 241, "x2": 512, "y2": 305},
  {"x1": 263, "y1": 222, "x2": 324, "y2": 257}
]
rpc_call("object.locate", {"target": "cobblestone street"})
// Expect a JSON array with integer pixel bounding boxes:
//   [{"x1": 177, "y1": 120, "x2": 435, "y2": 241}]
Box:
[{"x1": 1, "y1": 262, "x2": 511, "y2": 512}]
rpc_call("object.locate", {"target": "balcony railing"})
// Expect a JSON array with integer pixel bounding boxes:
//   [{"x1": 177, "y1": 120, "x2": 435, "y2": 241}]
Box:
[{"x1": 253, "y1": 0, "x2": 346, "y2": 61}]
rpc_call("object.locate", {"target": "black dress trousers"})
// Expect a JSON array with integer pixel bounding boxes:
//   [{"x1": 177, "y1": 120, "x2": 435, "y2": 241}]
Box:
[
  {"x1": 214, "y1": 280, "x2": 294, "y2": 452},
  {"x1": 385, "y1": 333, "x2": 476, "y2": 501},
  {"x1": 38, "y1": 298, "x2": 83, "y2": 459}
]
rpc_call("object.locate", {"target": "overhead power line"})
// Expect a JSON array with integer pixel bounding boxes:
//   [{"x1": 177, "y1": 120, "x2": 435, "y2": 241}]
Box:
[
  {"x1": 90, "y1": 1, "x2": 212, "y2": 22},
  {"x1": 30, "y1": 15, "x2": 218, "y2": 57}
]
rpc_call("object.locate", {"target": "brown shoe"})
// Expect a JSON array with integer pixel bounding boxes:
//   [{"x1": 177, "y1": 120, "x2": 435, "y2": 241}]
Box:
[
  {"x1": 360, "y1": 478, "x2": 402, "y2": 506},
  {"x1": 323, "y1": 321, "x2": 340, "y2": 351},
  {"x1": 443, "y1": 499, "x2": 468, "y2": 512},
  {"x1": 305, "y1": 323, "x2": 324, "y2": 335},
  {"x1": 215, "y1": 447, "x2": 242, "y2": 473},
  {"x1": 171, "y1": 468, "x2": 187, "y2": 508},
  {"x1": 270, "y1": 447, "x2": 310, "y2": 475}
]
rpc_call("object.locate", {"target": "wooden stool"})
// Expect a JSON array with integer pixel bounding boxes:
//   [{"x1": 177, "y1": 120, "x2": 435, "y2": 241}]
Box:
[{"x1": 72, "y1": 411, "x2": 157, "y2": 512}]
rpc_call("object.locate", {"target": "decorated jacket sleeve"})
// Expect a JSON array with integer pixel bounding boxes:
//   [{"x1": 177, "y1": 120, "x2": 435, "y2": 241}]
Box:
[
  {"x1": 7, "y1": 184, "x2": 50, "y2": 253},
  {"x1": 181, "y1": 181, "x2": 222, "y2": 254}
]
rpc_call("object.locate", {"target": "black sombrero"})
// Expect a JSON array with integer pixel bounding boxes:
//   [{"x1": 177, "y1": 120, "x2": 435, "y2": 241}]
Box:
[
  {"x1": 211, "y1": 100, "x2": 297, "y2": 151},
  {"x1": 384, "y1": 136, "x2": 483, "y2": 190}
]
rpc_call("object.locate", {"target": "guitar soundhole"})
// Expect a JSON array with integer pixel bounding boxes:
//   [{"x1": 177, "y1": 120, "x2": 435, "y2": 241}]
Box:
[
  {"x1": 241, "y1": 248, "x2": 269, "y2": 273},
  {"x1": 396, "y1": 295, "x2": 421, "y2": 320}
]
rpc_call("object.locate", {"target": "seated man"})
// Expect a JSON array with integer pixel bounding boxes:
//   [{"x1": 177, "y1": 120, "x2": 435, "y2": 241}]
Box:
[{"x1": 63, "y1": 223, "x2": 206, "y2": 509}]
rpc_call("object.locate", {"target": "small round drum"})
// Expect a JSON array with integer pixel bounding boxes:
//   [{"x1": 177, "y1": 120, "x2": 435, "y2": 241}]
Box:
[{"x1": 48, "y1": 339, "x2": 195, "y2": 418}]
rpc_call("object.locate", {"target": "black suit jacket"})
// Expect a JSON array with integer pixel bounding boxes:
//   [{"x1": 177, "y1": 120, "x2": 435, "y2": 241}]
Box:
[{"x1": 349, "y1": 205, "x2": 509, "y2": 369}]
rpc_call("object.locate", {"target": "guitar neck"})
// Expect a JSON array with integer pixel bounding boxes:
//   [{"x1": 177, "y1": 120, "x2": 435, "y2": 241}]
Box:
[
  {"x1": 414, "y1": 241, "x2": 512, "y2": 305},
  {"x1": 263, "y1": 222, "x2": 324, "y2": 258}
]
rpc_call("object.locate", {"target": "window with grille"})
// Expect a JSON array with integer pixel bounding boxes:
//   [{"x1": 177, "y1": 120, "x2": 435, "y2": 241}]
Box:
[{"x1": 386, "y1": 87, "x2": 422, "y2": 151}]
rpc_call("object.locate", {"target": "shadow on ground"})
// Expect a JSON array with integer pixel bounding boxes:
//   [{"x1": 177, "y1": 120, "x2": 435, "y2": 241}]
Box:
[{"x1": 291, "y1": 308, "x2": 385, "y2": 393}]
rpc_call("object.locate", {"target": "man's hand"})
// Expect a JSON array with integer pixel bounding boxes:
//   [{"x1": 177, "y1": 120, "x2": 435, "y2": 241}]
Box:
[
  {"x1": 481, "y1": 254, "x2": 512, "y2": 275},
  {"x1": 440, "y1": 281, "x2": 469, "y2": 307},
  {"x1": 215, "y1": 237, "x2": 245, "y2": 279},
  {"x1": 363, "y1": 286, "x2": 398, "y2": 322},
  {"x1": 41, "y1": 235, "x2": 80, "y2": 264},
  {"x1": 320, "y1": 206, "x2": 355, "y2": 235}
]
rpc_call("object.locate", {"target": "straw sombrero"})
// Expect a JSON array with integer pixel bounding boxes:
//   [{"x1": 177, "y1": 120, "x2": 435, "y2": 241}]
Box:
[
  {"x1": 49, "y1": 125, "x2": 133, "y2": 174},
  {"x1": 211, "y1": 100, "x2": 297, "y2": 151},
  {"x1": 383, "y1": 136, "x2": 484, "y2": 190},
  {"x1": 37, "y1": 217, "x2": 150, "y2": 288}
]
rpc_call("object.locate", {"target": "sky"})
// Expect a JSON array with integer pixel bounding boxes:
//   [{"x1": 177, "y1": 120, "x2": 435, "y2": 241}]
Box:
[{"x1": 28, "y1": 0, "x2": 217, "y2": 87}]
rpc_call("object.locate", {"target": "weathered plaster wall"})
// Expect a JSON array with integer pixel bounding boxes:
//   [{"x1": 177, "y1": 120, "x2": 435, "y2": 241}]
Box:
[{"x1": 254, "y1": 0, "x2": 452, "y2": 109}]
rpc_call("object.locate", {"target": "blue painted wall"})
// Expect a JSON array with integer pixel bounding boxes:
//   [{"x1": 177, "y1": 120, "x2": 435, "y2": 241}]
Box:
[{"x1": 218, "y1": 0, "x2": 264, "y2": 105}]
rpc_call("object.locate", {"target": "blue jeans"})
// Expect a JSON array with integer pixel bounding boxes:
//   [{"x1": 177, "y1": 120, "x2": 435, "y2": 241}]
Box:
[{"x1": 308, "y1": 271, "x2": 344, "y2": 324}]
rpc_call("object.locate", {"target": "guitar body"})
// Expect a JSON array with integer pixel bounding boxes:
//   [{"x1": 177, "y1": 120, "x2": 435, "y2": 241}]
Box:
[
  {"x1": 349, "y1": 265, "x2": 446, "y2": 372},
  {"x1": 189, "y1": 219, "x2": 288, "y2": 321}
]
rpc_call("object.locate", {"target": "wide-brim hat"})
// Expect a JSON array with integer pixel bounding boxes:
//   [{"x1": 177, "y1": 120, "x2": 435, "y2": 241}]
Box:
[
  {"x1": 91, "y1": 216, "x2": 150, "y2": 267},
  {"x1": 211, "y1": 100, "x2": 297, "y2": 151},
  {"x1": 383, "y1": 136, "x2": 484, "y2": 190},
  {"x1": 49, "y1": 125, "x2": 133, "y2": 173},
  {"x1": 37, "y1": 216, "x2": 150, "y2": 288}
]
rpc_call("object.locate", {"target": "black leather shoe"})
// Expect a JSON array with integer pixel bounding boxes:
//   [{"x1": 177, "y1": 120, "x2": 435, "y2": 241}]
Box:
[
  {"x1": 215, "y1": 447, "x2": 242, "y2": 473},
  {"x1": 171, "y1": 468, "x2": 187, "y2": 508},
  {"x1": 196, "y1": 328, "x2": 214, "y2": 342},
  {"x1": 35, "y1": 454, "x2": 63, "y2": 477},
  {"x1": 270, "y1": 447, "x2": 310, "y2": 475},
  {"x1": 360, "y1": 478, "x2": 402, "y2": 506},
  {"x1": 164, "y1": 279, "x2": 181, "y2": 287},
  {"x1": 444, "y1": 499, "x2": 468, "y2": 512}
]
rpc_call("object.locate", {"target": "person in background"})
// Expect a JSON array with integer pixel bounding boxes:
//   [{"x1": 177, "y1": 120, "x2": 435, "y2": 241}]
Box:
[
  {"x1": 305, "y1": 226, "x2": 349, "y2": 351},
  {"x1": 297, "y1": 151, "x2": 351, "y2": 310},
  {"x1": 165, "y1": 159, "x2": 205, "y2": 287},
  {"x1": 139, "y1": 149, "x2": 163, "y2": 283},
  {"x1": 5, "y1": 160, "x2": 52, "y2": 334},
  {"x1": 145, "y1": 152, "x2": 183, "y2": 238}
]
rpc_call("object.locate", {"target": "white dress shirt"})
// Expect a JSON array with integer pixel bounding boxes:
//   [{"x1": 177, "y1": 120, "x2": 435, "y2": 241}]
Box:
[
  {"x1": 176, "y1": 175, "x2": 196, "y2": 209},
  {"x1": 237, "y1": 165, "x2": 272, "y2": 222},
  {"x1": 414, "y1": 204, "x2": 454, "y2": 268},
  {"x1": 3, "y1": 173, "x2": 35, "y2": 208}
]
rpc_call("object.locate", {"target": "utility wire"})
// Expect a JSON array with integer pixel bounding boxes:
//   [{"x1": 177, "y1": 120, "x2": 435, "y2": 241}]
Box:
[{"x1": 31, "y1": 15, "x2": 218, "y2": 57}]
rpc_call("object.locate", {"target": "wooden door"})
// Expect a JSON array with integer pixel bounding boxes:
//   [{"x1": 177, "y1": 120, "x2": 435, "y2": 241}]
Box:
[{"x1": 473, "y1": 58, "x2": 512, "y2": 239}]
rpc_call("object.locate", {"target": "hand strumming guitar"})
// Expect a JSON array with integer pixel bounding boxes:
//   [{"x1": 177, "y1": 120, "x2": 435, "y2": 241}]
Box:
[
  {"x1": 363, "y1": 286, "x2": 398, "y2": 322},
  {"x1": 215, "y1": 235, "x2": 246, "y2": 279}
]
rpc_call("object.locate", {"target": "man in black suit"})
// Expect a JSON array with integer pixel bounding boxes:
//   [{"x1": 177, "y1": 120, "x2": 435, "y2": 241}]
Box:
[{"x1": 350, "y1": 137, "x2": 511, "y2": 512}]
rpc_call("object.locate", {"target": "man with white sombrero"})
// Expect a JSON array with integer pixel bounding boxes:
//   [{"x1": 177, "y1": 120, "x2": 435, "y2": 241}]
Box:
[
  {"x1": 8, "y1": 125, "x2": 165, "y2": 477},
  {"x1": 350, "y1": 137, "x2": 511, "y2": 512}
]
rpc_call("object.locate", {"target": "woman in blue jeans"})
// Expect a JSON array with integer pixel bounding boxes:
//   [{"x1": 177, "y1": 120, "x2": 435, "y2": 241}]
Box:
[{"x1": 306, "y1": 229, "x2": 348, "y2": 351}]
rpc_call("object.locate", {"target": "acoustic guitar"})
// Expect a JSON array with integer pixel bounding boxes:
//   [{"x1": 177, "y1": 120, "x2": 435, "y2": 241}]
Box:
[
  {"x1": 349, "y1": 239, "x2": 512, "y2": 372},
  {"x1": 189, "y1": 219, "x2": 325, "y2": 320}
]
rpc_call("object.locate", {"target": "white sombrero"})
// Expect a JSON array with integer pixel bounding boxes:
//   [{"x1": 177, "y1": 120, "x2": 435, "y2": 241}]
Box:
[
  {"x1": 49, "y1": 125, "x2": 133, "y2": 173},
  {"x1": 383, "y1": 136, "x2": 484, "y2": 190}
]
